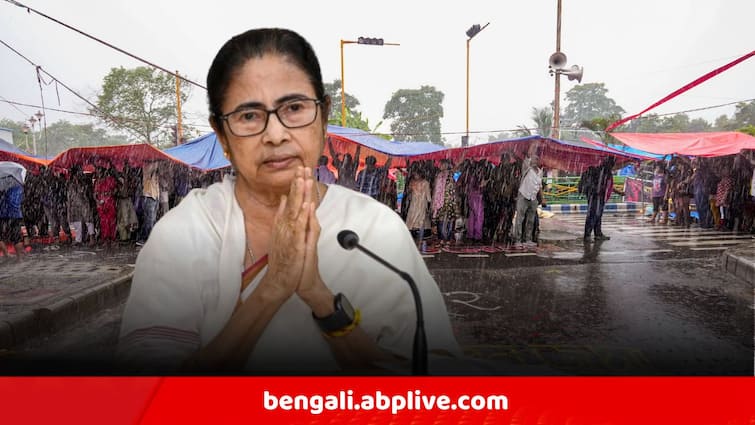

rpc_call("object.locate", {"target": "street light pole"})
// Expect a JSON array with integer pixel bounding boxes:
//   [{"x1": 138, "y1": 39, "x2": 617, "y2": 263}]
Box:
[
  {"x1": 464, "y1": 23, "x2": 489, "y2": 147},
  {"x1": 32, "y1": 111, "x2": 47, "y2": 157},
  {"x1": 21, "y1": 125, "x2": 30, "y2": 152},
  {"x1": 465, "y1": 38, "x2": 470, "y2": 142},
  {"x1": 553, "y1": 0, "x2": 563, "y2": 140},
  {"x1": 175, "y1": 70, "x2": 183, "y2": 144},
  {"x1": 340, "y1": 40, "x2": 354, "y2": 128},
  {"x1": 340, "y1": 37, "x2": 399, "y2": 128},
  {"x1": 28, "y1": 115, "x2": 37, "y2": 155}
]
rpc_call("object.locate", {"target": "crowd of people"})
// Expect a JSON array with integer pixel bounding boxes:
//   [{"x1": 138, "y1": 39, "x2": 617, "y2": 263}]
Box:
[
  {"x1": 1, "y1": 147, "x2": 754, "y2": 260},
  {"x1": 322, "y1": 150, "x2": 552, "y2": 252},
  {"x1": 0, "y1": 160, "x2": 225, "y2": 259},
  {"x1": 645, "y1": 152, "x2": 755, "y2": 232},
  {"x1": 318, "y1": 149, "x2": 755, "y2": 252}
]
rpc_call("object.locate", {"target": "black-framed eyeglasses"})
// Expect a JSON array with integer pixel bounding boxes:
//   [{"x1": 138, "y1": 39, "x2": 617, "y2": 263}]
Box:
[{"x1": 217, "y1": 98, "x2": 323, "y2": 137}]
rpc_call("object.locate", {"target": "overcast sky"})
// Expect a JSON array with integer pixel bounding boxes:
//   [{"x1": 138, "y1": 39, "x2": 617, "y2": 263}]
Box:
[{"x1": 1, "y1": 0, "x2": 753, "y2": 146}]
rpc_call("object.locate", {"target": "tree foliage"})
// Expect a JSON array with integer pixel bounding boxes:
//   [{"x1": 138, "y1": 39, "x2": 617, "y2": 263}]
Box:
[
  {"x1": 531, "y1": 106, "x2": 553, "y2": 137},
  {"x1": 323, "y1": 78, "x2": 377, "y2": 134},
  {"x1": 0, "y1": 118, "x2": 26, "y2": 147},
  {"x1": 383, "y1": 85, "x2": 444, "y2": 144},
  {"x1": 92, "y1": 66, "x2": 190, "y2": 147},
  {"x1": 324, "y1": 79, "x2": 360, "y2": 121},
  {"x1": 0, "y1": 118, "x2": 129, "y2": 156},
  {"x1": 563, "y1": 83, "x2": 625, "y2": 126},
  {"x1": 43, "y1": 120, "x2": 129, "y2": 156},
  {"x1": 488, "y1": 131, "x2": 516, "y2": 142},
  {"x1": 732, "y1": 100, "x2": 755, "y2": 128}
]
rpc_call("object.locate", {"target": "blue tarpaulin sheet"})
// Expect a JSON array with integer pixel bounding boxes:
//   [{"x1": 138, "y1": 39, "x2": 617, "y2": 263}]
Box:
[
  {"x1": 163, "y1": 132, "x2": 229, "y2": 170},
  {"x1": 165, "y1": 125, "x2": 446, "y2": 171}
]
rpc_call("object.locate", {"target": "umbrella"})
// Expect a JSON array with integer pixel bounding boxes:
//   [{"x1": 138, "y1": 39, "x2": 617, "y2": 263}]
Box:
[{"x1": 0, "y1": 161, "x2": 27, "y2": 191}]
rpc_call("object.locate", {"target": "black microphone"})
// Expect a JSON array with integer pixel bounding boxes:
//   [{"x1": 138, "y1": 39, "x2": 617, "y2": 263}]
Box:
[{"x1": 337, "y1": 229, "x2": 427, "y2": 375}]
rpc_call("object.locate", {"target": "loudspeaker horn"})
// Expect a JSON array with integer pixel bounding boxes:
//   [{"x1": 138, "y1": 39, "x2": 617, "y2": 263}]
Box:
[
  {"x1": 562, "y1": 65, "x2": 583, "y2": 83},
  {"x1": 548, "y1": 52, "x2": 567, "y2": 69}
]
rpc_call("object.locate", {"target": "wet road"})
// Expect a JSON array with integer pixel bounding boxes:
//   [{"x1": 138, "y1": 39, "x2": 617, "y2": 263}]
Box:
[{"x1": 5, "y1": 213, "x2": 754, "y2": 375}]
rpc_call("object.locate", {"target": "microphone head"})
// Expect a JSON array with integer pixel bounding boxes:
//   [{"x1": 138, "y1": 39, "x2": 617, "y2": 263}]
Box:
[{"x1": 337, "y1": 230, "x2": 359, "y2": 250}]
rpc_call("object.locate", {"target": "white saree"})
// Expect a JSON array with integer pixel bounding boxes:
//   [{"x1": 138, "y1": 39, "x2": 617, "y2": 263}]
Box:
[{"x1": 118, "y1": 175, "x2": 460, "y2": 372}]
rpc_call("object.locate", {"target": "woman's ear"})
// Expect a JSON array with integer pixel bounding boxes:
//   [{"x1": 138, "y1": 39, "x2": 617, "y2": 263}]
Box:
[{"x1": 210, "y1": 119, "x2": 231, "y2": 159}]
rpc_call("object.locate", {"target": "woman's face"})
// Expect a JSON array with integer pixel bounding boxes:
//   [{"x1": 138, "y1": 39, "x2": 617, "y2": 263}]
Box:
[{"x1": 215, "y1": 53, "x2": 327, "y2": 192}]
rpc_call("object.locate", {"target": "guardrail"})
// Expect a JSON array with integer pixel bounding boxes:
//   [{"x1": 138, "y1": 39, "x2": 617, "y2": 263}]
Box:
[{"x1": 543, "y1": 176, "x2": 632, "y2": 204}]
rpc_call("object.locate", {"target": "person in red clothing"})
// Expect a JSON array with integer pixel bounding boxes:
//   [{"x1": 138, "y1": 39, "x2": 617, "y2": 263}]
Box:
[{"x1": 94, "y1": 167, "x2": 119, "y2": 244}]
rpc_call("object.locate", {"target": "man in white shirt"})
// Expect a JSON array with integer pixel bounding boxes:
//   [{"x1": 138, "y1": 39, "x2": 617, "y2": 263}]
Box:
[{"x1": 512, "y1": 155, "x2": 542, "y2": 249}]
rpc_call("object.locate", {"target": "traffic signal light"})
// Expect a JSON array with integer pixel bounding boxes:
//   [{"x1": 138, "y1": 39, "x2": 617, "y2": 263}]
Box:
[
  {"x1": 466, "y1": 24, "x2": 482, "y2": 38},
  {"x1": 357, "y1": 36, "x2": 384, "y2": 46}
]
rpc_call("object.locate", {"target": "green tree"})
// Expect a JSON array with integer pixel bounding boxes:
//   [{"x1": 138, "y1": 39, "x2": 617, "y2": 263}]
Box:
[
  {"x1": 0, "y1": 118, "x2": 130, "y2": 156},
  {"x1": 488, "y1": 131, "x2": 516, "y2": 142},
  {"x1": 563, "y1": 83, "x2": 625, "y2": 126},
  {"x1": 383, "y1": 85, "x2": 444, "y2": 144},
  {"x1": 43, "y1": 120, "x2": 129, "y2": 156},
  {"x1": 737, "y1": 125, "x2": 755, "y2": 136},
  {"x1": 627, "y1": 114, "x2": 663, "y2": 133},
  {"x1": 323, "y1": 78, "x2": 376, "y2": 133},
  {"x1": 324, "y1": 79, "x2": 360, "y2": 122},
  {"x1": 579, "y1": 115, "x2": 622, "y2": 144},
  {"x1": 714, "y1": 114, "x2": 733, "y2": 130},
  {"x1": 623, "y1": 113, "x2": 711, "y2": 133},
  {"x1": 513, "y1": 125, "x2": 532, "y2": 138},
  {"x1": 531, "y1": 106, "x2": 553, "y2": 137},
  {"x1": 687, "y1": 117, "x2": 712, "y2": 132},
  {"x1": 731, "y1": 100, "x2": 755, "y2": 127},
  {"x1": 92, "y1": 66, "x2": 190, "y2": 147},
  {"x1": 0, "y1": 118, "x2": 27, "y2": 149}
]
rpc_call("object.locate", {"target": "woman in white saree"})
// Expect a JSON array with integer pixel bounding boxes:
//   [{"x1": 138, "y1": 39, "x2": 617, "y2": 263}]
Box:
[{"x1": 118, "y1": 28, "x2": 459, "y2": 373}]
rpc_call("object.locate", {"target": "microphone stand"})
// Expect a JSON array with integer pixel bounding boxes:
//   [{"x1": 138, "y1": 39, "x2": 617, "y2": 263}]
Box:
[{"x1": 353, "y1": 244, "x2": 428, "y2": 375}]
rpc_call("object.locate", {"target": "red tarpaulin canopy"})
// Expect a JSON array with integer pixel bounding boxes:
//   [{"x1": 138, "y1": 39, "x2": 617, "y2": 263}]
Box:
[
  {"x1": 48, "y1": 144, "x2": 184, "y2": 172},
  {"x1": 610, "y1": 132, "x2": 755, "y2": 157},
  {"x1": 406, "y1": 136, "x2": 639, "y2": 174},
  {"x1": 0, "y1": 150, "x2": 49, "y2": 170}
]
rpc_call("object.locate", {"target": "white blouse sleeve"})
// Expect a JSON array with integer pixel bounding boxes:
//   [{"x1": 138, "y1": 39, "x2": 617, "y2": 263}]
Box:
[{"x1": 116, "y1": 208, "x2": 216, "y2": 371}]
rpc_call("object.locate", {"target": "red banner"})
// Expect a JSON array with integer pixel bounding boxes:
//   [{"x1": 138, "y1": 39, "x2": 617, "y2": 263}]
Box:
[
  {"x1": 606, "y1": 50, "x2": 755, "y2": 132},
  {"x1": 624, "y1": 177, "x2": 649, "y2": 202},
  {"x1": 1, "y1": 377, "x2": 753, "y2": 424}
]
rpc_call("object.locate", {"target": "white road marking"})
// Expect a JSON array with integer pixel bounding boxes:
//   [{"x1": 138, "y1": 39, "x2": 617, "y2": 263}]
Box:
[{"x1": 669, "y1": 240, "x2": 749, "y2": 247}]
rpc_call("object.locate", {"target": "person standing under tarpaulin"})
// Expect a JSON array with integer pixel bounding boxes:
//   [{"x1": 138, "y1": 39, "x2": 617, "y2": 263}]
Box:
[
  {"x1": 67, "y1": 166, "x2": 95, "y2": 246},
  {"x1": 138, "y1": 160, "x2": 160, "y2": 244},
  {"x1": 0, "y1": 181, "x2": 25, "y2": 259},
  {"x1": 314, "y1": 155, "x2": 336, "y2": 184},
  {"x1": 94, "y1": 167, "x2": 119, "y2": 245},
  {"x1": 404, "y1": 166, "x2": 432, "y2": 245},
  {"x1": 648, "y1": 161, "x2": 668, "y2": 224},
  {"x1": 328, "y1": 138, "x2": 360, "y2": 190},
  {"x1": 432, "y1": 159, "x2": 460, "y2": 248},
  {"x1": 513, "y1": 155, "x2": 542, "y2": 249},
  {"x1": 691, "y1": 158, "x2": 713, "y2": 229},
  {"x1": 356, "y1": 155, "x2": 392, "y2": 200},
  {"x1": 581, "y1": 156, "x2": 622, "y2": 241},
  {"x1": 117, "y1": 163, "x2": 139, "y2": 242}
]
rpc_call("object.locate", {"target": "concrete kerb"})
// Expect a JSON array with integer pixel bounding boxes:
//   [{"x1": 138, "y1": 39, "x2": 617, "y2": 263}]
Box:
[
  {"x1": 543, "y1": 202, "x2": 644, "y2": 214},
  {"x1": 722, "y1": 242, "x2": 755, "y2": 284},
  {"x1": 0, "y1": 272, "x2": 133, "y2": 350}
]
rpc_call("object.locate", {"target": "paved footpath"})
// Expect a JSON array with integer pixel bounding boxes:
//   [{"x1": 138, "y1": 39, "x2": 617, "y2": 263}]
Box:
[
  {"x1": 0, "y1": 247, "x2": 137, "y2": 349},
  {"x1": 1, "y1": 211, "x2": 752, "y2": 351}
]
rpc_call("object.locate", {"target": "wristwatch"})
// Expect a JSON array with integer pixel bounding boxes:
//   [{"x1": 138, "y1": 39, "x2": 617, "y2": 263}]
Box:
[{"x1": 313, "y1": 293, "x2": 356, "y2": 333}]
